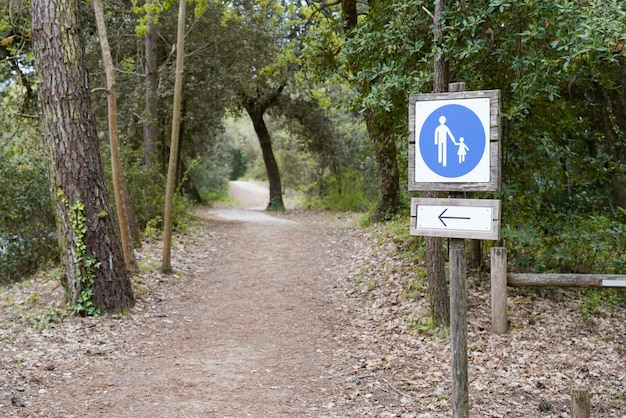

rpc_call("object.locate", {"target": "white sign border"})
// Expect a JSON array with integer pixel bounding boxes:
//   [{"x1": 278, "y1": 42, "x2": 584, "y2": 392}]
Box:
[{"x1": 414, "y1": 98, "x2": 490, "y2": 183}]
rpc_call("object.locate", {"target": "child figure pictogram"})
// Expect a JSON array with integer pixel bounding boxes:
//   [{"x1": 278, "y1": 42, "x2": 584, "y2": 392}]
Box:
[{"x1": 454, "y1": 136, "x2": 469, "y2": 164}]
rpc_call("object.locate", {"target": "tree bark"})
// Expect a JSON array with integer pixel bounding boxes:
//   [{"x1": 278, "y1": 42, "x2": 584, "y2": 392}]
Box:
[
  {"x1": 424, "y1": 0, "x2": 450, "y2": 326},
  {"x1": 342, "y1": 0, "x2": 357, "y2": 30},
  {"x1": 31, "y1": 0, "x2": 134, "y2": 314},
  {"x1": 92, "y1": 0, "x2": 138, "y2": 272},
  {"x1": 364, "y1": 111, "x2": 400, "y2": 222},
  {"x1": 236, "y1": 82, "x2": 287, "y2": 211},
  {"x1": 246, "y1": 107, "x2": 285, "y2": 211},
  {"x1": 144, "y1": 5, "x2": 159, "y2": 170},
  {"x1": 162, "y1": 0, "x2": 187, "y2": 274},
  {"x1": 469, "y1": 238, "x2": 481, "y2": 270}
]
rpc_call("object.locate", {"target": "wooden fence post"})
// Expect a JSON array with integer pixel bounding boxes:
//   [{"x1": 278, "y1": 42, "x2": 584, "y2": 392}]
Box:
[
  {"x1": 447, "y1": 81, "x2": 469, "y2": 418},
  {"x1": 450, "y1": 240, "x2": 469, "y2": 417},
  {"x1": 491, "y1": 247, "x2": 508, "y2": 334},
  {"x1": 571, "y1": 388, "x2": 590, "y2": 418}
]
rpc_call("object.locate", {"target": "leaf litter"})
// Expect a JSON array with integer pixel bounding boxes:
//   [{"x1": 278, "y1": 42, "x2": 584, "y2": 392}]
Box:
[{"x1": 0, "y1": 210, "x2": 624, "y2": 417}]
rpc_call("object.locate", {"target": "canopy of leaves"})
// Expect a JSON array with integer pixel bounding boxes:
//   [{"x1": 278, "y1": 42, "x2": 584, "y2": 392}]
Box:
[{"x1": 304, "y1": 0, "x2": 626, "y2": 273}]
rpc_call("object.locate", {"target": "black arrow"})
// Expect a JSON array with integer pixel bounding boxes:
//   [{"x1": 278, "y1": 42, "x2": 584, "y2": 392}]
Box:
[{"x1": 438, "y1": 208, "x2": 471, "y2": 227}]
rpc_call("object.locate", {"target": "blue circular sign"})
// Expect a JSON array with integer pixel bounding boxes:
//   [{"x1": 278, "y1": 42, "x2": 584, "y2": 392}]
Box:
[{"x1": 419, "y1": 104, "x2": 485, "y2": 178}]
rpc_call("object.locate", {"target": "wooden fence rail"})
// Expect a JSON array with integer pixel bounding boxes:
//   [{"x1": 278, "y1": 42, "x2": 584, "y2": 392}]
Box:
[
  {"x1": 508, "y1": 273, "x2": 626, "y2": 288},
  {"x1": 490, "y1": 247, "x2": 626, "y2": 335},
  {"x1": 489, "y1": 247, "x2": 622, "y2": 418}
]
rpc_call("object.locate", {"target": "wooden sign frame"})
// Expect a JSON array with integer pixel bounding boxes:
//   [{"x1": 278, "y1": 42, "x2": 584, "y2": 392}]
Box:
[
  {"x1": 408, "y1": 90, "x2": 501, "y2": 192},
  {"x1": 410, "y1": 197, "x2": 501, "y2": 240}
]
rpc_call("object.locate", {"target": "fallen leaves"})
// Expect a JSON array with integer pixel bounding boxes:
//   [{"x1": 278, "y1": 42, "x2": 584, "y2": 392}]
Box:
[
  {"x1": 0, "y1": 211, "x2": 624, "y2": 417},
  {"x1": 325, "y1": 220, "x2": 626, "y2": 417}
]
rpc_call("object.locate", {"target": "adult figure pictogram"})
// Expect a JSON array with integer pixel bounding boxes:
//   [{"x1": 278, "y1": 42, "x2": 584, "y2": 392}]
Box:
[{"x1": 434, "y1": 115, "x2": 456, "y2": 167}]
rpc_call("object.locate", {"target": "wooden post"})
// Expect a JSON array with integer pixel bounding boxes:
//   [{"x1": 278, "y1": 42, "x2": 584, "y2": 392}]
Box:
[
  {"x1": 449, "y1": 238, "x2": 469, "y2": 417},
  {"x1": 491, "y1": 247, "x2": 508, "y2": 334},
  {"x1": 447, "y1": 81, "x2": 469, "y2": 418},
  {"x1": 571, "y1": 388, "x2": 590, "y2": 418}
]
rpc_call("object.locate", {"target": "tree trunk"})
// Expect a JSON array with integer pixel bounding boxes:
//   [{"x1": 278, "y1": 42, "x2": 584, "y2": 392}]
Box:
[
  {"x1": 144, "y1": 6, "x2": 159, "y2": 170},
  {"x1": 246, "y1": 108, "x2": 285, "y2": 211},
  {"x1": 341, "y1": 2, "x2": 400, "y2": 222},
  {"x1": 31, "y1": 0, "x2": 134, "y2": 315},
  {"x1": 470, "y1": 238, "x2": 482, "y2": 270},
  {"x1": 162, "y1": 0, "x2": 187, "y2": 274},
  {"x1": 611, "y1": 172, "x2": 626, "y2": 213},
  {"x1": 342, "y1": 0, "x2": 357, "y2": 30},
  {"x1": 364, "y1": 111, "x2": 400, "y2": 222},
  {"x1": 92, "y1": 0, "x2": 138, "y2": 272},
  {"x1": 424, "y1": 0, "x2": 450, "y2": 326}
]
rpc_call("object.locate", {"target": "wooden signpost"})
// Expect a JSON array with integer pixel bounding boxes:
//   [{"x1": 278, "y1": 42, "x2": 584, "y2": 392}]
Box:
[{"x1": 408, "y1": 83, "x2": 501, "y2": 417}]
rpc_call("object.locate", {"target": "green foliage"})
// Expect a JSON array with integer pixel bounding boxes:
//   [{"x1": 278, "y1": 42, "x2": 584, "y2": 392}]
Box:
[
  {"x1": 303, "y1": 0, "x2": 626, "y2": 274},
  {"x1": 229, "y1": 148, "x2": 249, "y2": 180},
  {"x1": 123, "y1": 162, "x2": 168, "y2": 231},
  {"x1": 185, "y1": 155, "x2": 230, "y2": 204},
  {"x1": 99, "y1": 146, "x2": 195, "y2": 235},
  {"x1": 6, "y1": 284, "x2": 66, "y2": 330},
  {"x1": 579, "y1": 289, "x2": 626, "y2": 321},
  {"x1": 132, "y1": 0, "x2": 209, "y2": 36},
  {"x1": 127, "y1": 163, "x2": 194, "y2": 234},
  {"x1": 407, "y1": 311, "x2": 449, "y2": 337},
  {"x1": 19, "y1": 306, "x2": 65, "y2": 330},
  {"x1": 224, "y1": 92, "x2": 379, "y2": 212},
  {"x1": 403, "y1": 266, "x2": 428, "y2": 300},
  {"x1": 503, "y1": 214, "x2": 626, "y2": 274},
  {"x1": 0, "y1": 143, "x2": 57, "y2": 285},
  {"x1": 372, "y1": 213, "x2": 425, "y2": 257},
  {"x1": 2, "y1": 0, "x2": 624, "y2": 292},
  {"x1": 59, "y1": 196, "x2": 100, "y2": 317},
  {"x1": 0, "y1": 19, "x2": 56, "y2": 285},
  {"x1": 222, "y1": 116, "x2": 262, "y2": 180},
  {"x1": 304, "y1": 170, "x2": 375, "y2": 212}
]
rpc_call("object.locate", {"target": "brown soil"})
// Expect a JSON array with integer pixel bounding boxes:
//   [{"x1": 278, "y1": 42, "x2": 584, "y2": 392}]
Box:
[{"x1": 1, "y1": 182, "x2": 625, "y2": 417}]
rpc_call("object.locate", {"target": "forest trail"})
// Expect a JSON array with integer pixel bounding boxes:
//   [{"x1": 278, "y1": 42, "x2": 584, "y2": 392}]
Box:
[
  {"x1": 2, "y1": 182, "x2": 625, "y2": 417},
  {"x1": 1, "y1": 181, "x2": 360, "y2": 417}
]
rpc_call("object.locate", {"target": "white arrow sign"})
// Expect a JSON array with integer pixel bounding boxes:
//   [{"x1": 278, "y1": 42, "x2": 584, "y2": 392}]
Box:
[{"x1": 410, "y1": 197, "x2": 501, "y2": 240}]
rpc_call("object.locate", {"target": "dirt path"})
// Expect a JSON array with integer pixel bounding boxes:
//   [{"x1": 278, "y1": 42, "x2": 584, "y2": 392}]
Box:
[
  {"x1": 227, "y1": 180, "x2": 269, "y2": 210},
  {"x1": 1, "y1": 182, "x2": 359, "y2": 417},
  {"x1": 2, "y1": 182, "x2": 625, "y2": 417},
  {"x1": 91, "y1": 214, "x2": 345, "y2": 416}
]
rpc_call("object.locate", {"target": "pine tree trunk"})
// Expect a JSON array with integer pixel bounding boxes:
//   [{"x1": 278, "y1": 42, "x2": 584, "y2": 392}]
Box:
[{"x1": 31, "y1": 0, "x2": 134, "y2": 314}]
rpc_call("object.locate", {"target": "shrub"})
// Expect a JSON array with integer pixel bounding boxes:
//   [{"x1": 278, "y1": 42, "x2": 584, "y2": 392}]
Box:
[
  {"x1": 503, "y1": 214, "x2": 626, "y2": 274},
  {"x1": 0, "y1": 151, "x2": 58, "y2": 284}
]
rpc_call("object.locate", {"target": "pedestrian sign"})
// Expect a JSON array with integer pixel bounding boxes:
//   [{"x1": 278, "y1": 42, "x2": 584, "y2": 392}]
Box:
[
  {"x1": 408, "y1": 90, "x2": 501, "y2": 192},
  {"x1": 418, "y1": 99, "x2": 488, "y2": 181}
]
